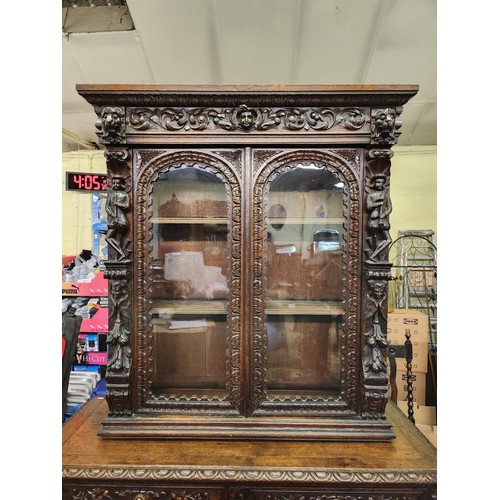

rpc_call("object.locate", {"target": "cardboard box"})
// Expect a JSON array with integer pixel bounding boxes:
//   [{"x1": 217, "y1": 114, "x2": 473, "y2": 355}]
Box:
[
  {"x1": 387, "y1": 309, "x2": 429, "y2": 373},
  {"x1": 397, "y1": 402, "x2": 437, "y2": 448},
  {"x1": 416, "y1": 424, "x2": 437, "y2": 448},
  {"x1": 397, "y1": 401, "x2": 436, "y2": 425},
  {"x1": 390, "y1": 367, "x2": 426, "y2": 406}
]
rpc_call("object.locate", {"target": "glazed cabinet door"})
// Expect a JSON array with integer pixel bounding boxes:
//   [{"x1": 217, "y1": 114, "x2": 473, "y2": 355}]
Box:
[
  {"x1": 250, "y1": 149, "x2": 362, "y2": 415},
  {"x1": 134, "y1": 149, "x2": 244, "y2": 414}
]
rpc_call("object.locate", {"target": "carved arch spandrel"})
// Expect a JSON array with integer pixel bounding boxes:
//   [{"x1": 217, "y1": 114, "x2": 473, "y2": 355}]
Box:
[
  {"x1": 252, "y1": 149, "x2": 362, "y2": 413},
  {"x1": 134, "y1": 149, "x2": 243, "y2": 413}
]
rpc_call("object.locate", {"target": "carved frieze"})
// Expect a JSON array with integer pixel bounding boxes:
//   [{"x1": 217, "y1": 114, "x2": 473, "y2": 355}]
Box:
[{"x1": 127, "y1": 106, "x2": 369, "y2": 134}]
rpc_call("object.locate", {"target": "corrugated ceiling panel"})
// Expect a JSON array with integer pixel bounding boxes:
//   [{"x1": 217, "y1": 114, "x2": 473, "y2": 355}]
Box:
[
  {"x1": 63, "y1": 111, "x2": 100, "y2": 145},
  {"x1": 293, "y1": 0, "x2": 384, "y2": 84},
  {"x1": 127, "y1": 0, "x2": 222, "y2": 84},
  {"x1": 62, "y1": 37, "x2": 90, "y2": 111},
  {"x1": 65, "y1": 31, "x2": 155, "y2": 84},
  {"x1": 407, "y1": 102, "x2": 437, "y2": 145},
  {"x1": 394, "y1": 101, "x2": 424, "y2": 146},
  {"x1": 364, "y1": 0, "x2": 436, "y2": 101},
  {"x1": 213, "y1": 0, "x2": 299, "y2": 84}
]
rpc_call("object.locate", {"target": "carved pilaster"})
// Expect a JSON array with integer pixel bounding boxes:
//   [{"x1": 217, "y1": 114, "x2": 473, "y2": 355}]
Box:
[
  {"x1": 104, "y1": 263, "x2": 133, "y2": 416},
  {"x1": 361, "y1": 262, "x2": 392, "y2": 419},
  {"x1": 362, "y1": 146, "x2": 394, "y2": 419},
  {"x1": 103, "y1": 147, "x2": 133, "y2": 416}
]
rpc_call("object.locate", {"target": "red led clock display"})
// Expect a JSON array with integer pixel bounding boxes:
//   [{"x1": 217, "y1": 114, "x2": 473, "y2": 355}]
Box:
[{"x1": 66, "y1": 172, "x2": 107, "y2": 192}]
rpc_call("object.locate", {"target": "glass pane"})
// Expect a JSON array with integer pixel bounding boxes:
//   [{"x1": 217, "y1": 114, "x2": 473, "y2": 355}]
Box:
[
  {"x1": 149, "y1": 166, "x2": 229, "y2": 396},
  {"x1": 264, "y1": 164, "x2": 345, "y2": 395}
]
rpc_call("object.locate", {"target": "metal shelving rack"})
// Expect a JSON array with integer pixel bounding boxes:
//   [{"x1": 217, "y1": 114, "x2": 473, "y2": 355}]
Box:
[{"x1": 389, "y1": 230, "x2": 437, "y2": 352}]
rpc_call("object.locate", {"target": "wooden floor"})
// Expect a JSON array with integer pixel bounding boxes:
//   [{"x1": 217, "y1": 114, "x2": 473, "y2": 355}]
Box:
[{"x1": 63, "y1": 397, "x2": 436, "y2": 498}]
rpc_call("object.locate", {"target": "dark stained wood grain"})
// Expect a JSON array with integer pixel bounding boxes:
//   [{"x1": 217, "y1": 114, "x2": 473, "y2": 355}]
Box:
[
  {"x1": 77, "y1": 85, "x2": 419, "y2": 442},
  {"x1": 63, "y1": 397, "x2": 436, "y2": 496}
]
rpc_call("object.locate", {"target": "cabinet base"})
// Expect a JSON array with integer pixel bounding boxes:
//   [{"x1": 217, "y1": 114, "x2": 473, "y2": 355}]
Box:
[{"x1": 98, "y1": 414, "x2": 395, "y2": 441}]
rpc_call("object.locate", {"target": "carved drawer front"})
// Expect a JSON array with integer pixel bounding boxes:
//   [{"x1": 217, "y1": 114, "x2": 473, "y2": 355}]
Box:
[
  {"x1": 247, "y1": 491, "x2": 427, "y2": 500},
  {"x1": 63, "y1": 486, "x2": 223, "y2": 500}
]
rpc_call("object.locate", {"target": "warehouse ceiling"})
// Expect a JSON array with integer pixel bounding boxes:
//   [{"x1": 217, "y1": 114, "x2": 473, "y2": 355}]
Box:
[{"x1": 62, "y1": 0, "x2": 436, "y2": 152}]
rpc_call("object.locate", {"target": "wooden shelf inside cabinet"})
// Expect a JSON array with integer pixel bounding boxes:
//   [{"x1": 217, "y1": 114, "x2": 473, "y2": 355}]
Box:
[
  {"x1": 266, "y1": 299, "x2": 344, "y2": 316},
  {"x1": 268, "y1": 217, "x2": 344, "y2": 225},
  {"x1": 151, "y1": 217, "x2": 228, "y2": 224},
  {"x1": 151, "y1": 299, "x2": 228, "y2": 316}
]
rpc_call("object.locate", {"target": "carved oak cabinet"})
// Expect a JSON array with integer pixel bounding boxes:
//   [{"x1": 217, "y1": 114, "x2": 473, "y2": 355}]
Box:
[{"x1": 76, "y1": 84, "x2": 419, "y2": 442}]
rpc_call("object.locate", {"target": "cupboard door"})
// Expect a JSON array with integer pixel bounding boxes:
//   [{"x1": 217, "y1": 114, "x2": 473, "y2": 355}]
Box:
[
  {"x1": 135, "y1": 150, "x2": 243, "y2": 412},
  {"x1": 151, "y1": 165, "x2": 229, "y2": 394},
  {"x1": 252, "y1": 150, "x2": 361, "y2": 413}
]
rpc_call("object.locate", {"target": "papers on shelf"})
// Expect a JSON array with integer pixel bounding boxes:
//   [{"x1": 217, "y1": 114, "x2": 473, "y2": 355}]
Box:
[{"x1": 169, "y1": 319, "x2": 207, "y2": 330}]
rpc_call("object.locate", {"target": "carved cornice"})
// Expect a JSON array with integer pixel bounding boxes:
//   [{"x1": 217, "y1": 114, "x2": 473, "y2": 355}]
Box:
[
  {"x1": 63, "y1": 465, "x2": 437, "y2": 485},
  {"x1": 77, "y1": 85, "x2": 419, "y2": 109}
]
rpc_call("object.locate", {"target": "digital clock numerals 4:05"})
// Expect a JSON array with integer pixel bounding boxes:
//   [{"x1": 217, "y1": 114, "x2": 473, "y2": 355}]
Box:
[{"x1": 66, "y1": 172, "x2": 107, "y2": 192}]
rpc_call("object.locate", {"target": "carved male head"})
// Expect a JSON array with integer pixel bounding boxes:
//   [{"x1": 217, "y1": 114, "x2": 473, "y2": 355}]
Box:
[{"x1": 237, "y1": 106, "x2": 256, "y2": 129}]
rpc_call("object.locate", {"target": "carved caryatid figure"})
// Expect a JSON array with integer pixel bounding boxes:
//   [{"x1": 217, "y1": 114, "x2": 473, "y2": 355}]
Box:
[
  {"x1": 107, "y1": 278, "x2": 131, "y2": 372},
  {"x1": 105, "y1": 176, "x2": 130, "y2": 261},
  {"x1": 365, "y1": 174, "x2": 392, "y2": 262},
  {"x1": 363, "y1": 279, "x2": 389, "y2": 373}
]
